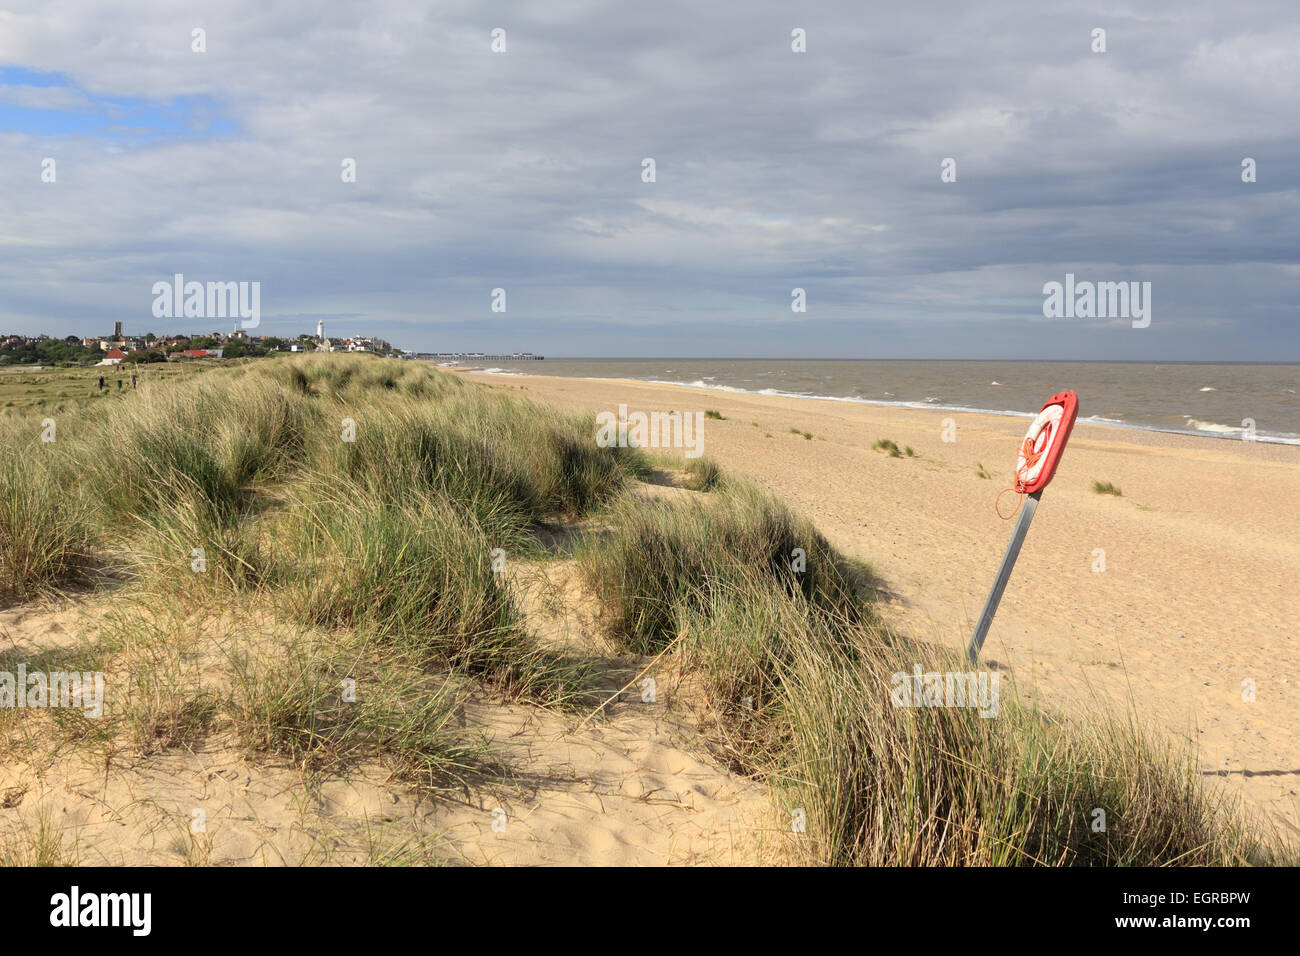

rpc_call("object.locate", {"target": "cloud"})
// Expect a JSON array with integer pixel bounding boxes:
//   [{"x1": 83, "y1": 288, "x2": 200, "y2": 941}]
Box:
[{"x1": 0, "y1": 0, "x2": 1295, "y2": 358}]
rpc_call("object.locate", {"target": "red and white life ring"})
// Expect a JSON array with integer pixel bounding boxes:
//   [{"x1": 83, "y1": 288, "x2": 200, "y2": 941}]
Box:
[{"x1": 1014, "y1": 391, "x2": 1078, "y2": 494}]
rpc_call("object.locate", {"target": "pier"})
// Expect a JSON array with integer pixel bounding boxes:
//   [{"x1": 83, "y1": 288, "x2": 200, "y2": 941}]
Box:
[{"x1": 416, "y1": 352, "x2": 544, "y2": 361}]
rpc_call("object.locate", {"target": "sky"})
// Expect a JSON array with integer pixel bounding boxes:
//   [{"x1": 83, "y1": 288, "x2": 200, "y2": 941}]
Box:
[{"x1": 0, "y1": 1, "x2": 1296, "y2": 360}]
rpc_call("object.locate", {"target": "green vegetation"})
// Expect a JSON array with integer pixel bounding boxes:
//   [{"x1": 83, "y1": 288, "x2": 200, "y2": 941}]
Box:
[
  {"x1": 1092, "y1": 480, "x2": 1123, "y2": 496},
  {"x1": 873, "y1": 439, "x2": 917, "y2": 458},
  {"x1": 704, "y1": 409, "x2": 725, "y2": 420},
  {"x1": 976, "y1": 462, "x2": 993, "y2": 480},
  {"x1": 0, "y1": 335, "x2": 102, "y2": 367}
]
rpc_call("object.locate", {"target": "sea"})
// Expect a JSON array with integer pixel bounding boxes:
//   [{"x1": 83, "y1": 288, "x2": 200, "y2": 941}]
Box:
[{"x1": 451, "y1": 359, "x2": 1300, "y2": 446}]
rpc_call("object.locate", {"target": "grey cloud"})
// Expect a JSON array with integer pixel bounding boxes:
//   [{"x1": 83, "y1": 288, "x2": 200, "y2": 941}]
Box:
[{"x1": 0, "y1": 0, "x2": 1296, "y2": 358}]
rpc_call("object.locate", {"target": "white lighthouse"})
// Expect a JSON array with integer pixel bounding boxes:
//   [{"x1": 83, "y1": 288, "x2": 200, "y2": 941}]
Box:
[{"x1": 316, "y1": 320, "x2": 325, "y2": 346}]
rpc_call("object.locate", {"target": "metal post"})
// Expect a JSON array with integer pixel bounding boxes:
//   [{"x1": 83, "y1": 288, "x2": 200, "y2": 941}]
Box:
[{"x1": 967, "y1": 491, "x2": 1041, "y2": 663}]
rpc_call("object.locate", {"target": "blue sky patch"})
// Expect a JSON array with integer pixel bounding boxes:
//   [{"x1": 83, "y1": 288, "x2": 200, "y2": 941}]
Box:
[{"x1": 0, "y1": 67, "x2": 235, "y2": 140}]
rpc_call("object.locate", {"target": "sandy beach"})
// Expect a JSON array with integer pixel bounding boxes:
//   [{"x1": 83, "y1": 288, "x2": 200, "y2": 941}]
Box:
[{"x1": 461, "y1": 368, "x2": 1300, "y2": 835}]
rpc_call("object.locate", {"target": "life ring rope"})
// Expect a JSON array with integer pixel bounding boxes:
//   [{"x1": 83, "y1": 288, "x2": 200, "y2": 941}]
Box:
[{"x1": 994, "y1": 485, "x2": 1023, "y2": 519}]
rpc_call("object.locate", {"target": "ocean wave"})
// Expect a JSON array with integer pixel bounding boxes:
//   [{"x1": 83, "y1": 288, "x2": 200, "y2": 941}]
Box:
[
  {"x1": 1184, "y1": 418, "x2": 1300, "y2": 444},
  {"x1": 1185, "y1": 418, "x2": 1239, "y2": 434},
  {"x1": 645, "y1": 378, "x2": 751, "y2": 393},
  {"x1": 460, "y1": 368, "x2": 1300, "y2": 446}
]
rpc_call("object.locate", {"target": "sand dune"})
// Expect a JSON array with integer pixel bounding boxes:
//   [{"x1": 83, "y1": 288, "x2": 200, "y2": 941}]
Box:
[
  {"x1": 0, "y1": 586, "x2": 780, "y2": 866},
  {"x1": 0, "y1": 505, "x2": 782, "y2": 866}
]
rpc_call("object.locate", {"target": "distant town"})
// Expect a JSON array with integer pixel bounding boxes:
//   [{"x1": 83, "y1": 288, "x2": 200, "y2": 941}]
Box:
[
  {"x1": 0, "y1": 320, "x2": 398, "y2": 367},
  {"x1": 0, "y1": 322, "x2": 544, "y2": 368}
]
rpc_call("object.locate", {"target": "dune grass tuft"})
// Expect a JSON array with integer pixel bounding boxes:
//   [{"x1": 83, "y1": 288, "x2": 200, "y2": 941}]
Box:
[
  {"x1": 577, "y1": 480, "x2": 875, "y2": 655},
  {"x1": 682, "y1": 456, "x2": 724, "y2": 492},
  {"x1": 0, "y1": 429, "x2": 93, "y2": 602},
  {"x1": 224, "y1": 632, "x2": 484, "y2": 787},
  {"x1": 576, "y1": 478, "x2": 1287, "y2": 866}
]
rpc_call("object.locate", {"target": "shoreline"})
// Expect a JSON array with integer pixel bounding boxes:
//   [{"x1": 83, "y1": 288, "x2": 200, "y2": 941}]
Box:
[{"x1": 445, "y1": 364, "x2": 1300, "y2": 447}]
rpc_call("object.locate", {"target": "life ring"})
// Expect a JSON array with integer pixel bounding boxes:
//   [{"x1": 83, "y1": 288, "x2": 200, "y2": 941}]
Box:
[
  {"x1": 1016, "y1": 405, "x2": 1062, "y2": 491},
  {"x1": 1014, "y1": 390, "x2": 1078, "y2": 494}
]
